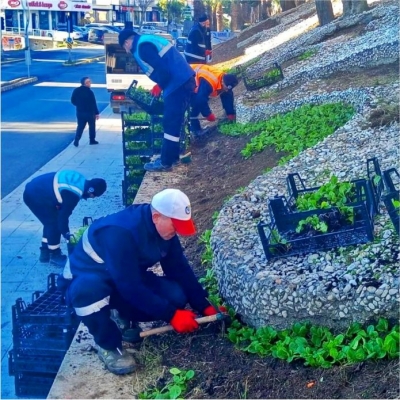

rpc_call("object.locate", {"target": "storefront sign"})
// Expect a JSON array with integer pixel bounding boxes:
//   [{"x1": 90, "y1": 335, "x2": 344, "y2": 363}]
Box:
[{"x1": 3, "y1": 0, "x2": 91, "y2": 10}]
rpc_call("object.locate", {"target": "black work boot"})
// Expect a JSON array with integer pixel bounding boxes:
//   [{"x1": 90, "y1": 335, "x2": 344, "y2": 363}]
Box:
[
  {"x1": 48, "y1": 248, "x2": 67, "y2": 267},
  {"x1": 39, "y1": 246, "x2": 50, "y2": 263},
  {"x1": 111, "y1": 310, "x2": 142, "y2": 343},
  {"x1": 95, "y1": 345, "x2": 136, "y2": 375}
]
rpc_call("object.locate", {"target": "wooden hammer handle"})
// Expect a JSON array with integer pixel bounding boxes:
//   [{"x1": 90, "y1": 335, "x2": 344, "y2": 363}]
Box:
[{"x1": 139, "y1": 314, "x2": 223, "y2": 338}]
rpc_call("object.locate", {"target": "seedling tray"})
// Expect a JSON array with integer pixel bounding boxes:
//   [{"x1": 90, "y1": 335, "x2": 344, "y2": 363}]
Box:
[
  {"x1": 382, "y1": 167, "x2": 400, "y2": 234},
  {"x1": 121, "y1": 111, "x2": 150, "y2": 128},
  {"x1": 285, "y1": 174, "x2": 377, "y2": 219},
  {"x1": 12, "y1": 274, "x2": 76, "y2": 326},
  {"x1": 126, "y1": 79, "x2": 164, "y2": 115},
  {"x1": 239, "y1": 62, "x2": 284, "y2": 91},
  {"x1": 258, "y1": 209, "x2": 373, "y2": 261}
]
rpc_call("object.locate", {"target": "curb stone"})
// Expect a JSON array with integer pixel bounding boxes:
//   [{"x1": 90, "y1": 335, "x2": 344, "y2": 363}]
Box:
[
  {"x1": 1, "y1": 77, "x2": 38, "y2": 92},
  {"x1": 62, "y1": 55, "x2": 105, "y2": 67}
]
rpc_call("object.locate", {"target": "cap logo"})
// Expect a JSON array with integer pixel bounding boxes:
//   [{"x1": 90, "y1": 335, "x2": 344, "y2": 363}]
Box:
[
  {"x1": 88, "y1": 187, "x2": 95, "y2": 193},
  {"x1": 185, "y1": 206, "x2": 190, "y2": 215}
]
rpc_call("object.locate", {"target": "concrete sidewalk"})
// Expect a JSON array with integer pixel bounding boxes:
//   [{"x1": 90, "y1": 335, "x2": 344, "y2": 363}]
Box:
[{"x1": 1, "y1": 106, "x2": 124, "y2": 399}]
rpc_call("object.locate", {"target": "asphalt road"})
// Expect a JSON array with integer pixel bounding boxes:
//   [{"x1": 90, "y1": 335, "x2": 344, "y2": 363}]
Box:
[{"x1": 1, "y1": 49, "x2": 110, "y2": 198}]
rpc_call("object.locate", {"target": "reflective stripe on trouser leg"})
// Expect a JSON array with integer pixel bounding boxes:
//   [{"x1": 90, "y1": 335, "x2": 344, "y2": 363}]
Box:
[
  {"x1": 74, "y1": 296, "x2": 110, "y2": 316},
  {"x1": 161, "y1": 135, "x2": 180, "y2": 166}
]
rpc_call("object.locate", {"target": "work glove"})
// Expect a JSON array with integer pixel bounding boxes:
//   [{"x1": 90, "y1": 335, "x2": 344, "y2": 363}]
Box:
[
  {"x1": 150, "y1": 84, "x2": 162, "y2": 97},
  {"x1": 205, "y1": 50, "x2": 212, "y2": 56},
  {"x1": 203, "y1": 305, "x2": 227, "y2": 316},
  {"x1": 63, "y1": 232, "x2": 72, "y2": 241},
  {"x1": 226, "y1": 114, "x2": 236, "y2": 122},
  {"x1": 170, "y1": 310, "x2": 199, "y2": 333},
  {"x1": 206, "y1": 113, "x2": 216, "y2": 122}
]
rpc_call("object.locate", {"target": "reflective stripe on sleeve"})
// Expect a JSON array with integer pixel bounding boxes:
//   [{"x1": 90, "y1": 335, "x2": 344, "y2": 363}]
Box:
[
  {"x1": 82, "y1": 228, "x2": 104, "y2": 263},
  {"x1": 74, "y1": 296, "x2": 110, "y2": 316},
  {"x1": 164, "y1": 133, "x2": 180, "y2": 142}
]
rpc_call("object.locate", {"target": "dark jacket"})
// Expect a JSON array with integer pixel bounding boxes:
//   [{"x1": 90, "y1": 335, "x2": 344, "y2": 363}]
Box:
[
  {"x1": 71, "y1": 85, "x2": 99, "y2": 115},
  {"x1": 131, "y1": 34, "x2": 194, "y2": 98},
  {"x1": 191, "y1": 77, "x2": 235, "y2": 117},
  {"x1": 184, "y1": 22, "x2": 207, "y2": 64},
  {"x1": 68, "y1": 204, "x2": 209, "y2": 322},
  {"x1": 24, "y1": 171, "x2": 84, "y2": 236}
]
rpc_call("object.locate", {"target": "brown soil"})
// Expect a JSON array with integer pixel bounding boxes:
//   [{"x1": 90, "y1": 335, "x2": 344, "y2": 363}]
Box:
[{"x1": 131, "y1": 6, "x2": 400, "y2": 399}]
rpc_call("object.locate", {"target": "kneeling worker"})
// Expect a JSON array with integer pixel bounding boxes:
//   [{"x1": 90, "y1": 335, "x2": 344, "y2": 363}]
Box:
[
  {"x1": 64, "y1": 188, "x2": 221, "y2": 375},
  {"x1": 190, "y1": 64, "x2": 239, "y2": 136},
  {"x1": 23, "y1": 170, "x2": 107, "y2": 267}
]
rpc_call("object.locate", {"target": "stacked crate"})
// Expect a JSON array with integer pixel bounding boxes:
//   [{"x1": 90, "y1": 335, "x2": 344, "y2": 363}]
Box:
[
  {"x1": 8, "y1": 274, "x2": 78, "y2": 398},
  {"x1": 121, "y1": 110, "x2": 151, "y2": 206}
]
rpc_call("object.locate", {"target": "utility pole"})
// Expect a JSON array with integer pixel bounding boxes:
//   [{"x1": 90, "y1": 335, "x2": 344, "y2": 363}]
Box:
[
  {"x1": 23, "y1": 0, "x2": 31, "y2": 78},
  {"x1": 66, "y1": 12, "x2": 72, "y2": 64}
]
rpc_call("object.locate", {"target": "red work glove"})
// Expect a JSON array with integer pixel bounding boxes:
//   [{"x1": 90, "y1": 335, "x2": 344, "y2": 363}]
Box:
[
  {"x1": 170, "y1": 310, "x2": 199, "y2": 333},
  {"x1": 226, "y1": 114, "x2": 236, "y2": 121},
  {"x1": 150, "y1": 84, "x2": 162, "y2": 97},
  {"x1": 203, "y1": 305, "x2": 227, "y2": 316},
  {"x1": 206, "y1": 113, "x2": 216, "y2": 122},
  {"x1": 205, "y1": 50, "x2": 212, "y2": 56}
]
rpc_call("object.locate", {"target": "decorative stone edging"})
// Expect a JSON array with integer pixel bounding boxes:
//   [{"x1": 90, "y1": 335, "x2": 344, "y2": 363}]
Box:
[{"x1": 0, "y1": 77, "x2": 38, "y2": 92}]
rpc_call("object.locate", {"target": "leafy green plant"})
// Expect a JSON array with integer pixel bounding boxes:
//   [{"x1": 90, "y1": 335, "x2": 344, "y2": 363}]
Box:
[
  {"x1": 69, "y1": 226, "x2": 88, "y2": 244},
  {"x1": 219, "y1": 103, "x2": 355, "y2": 162},
  {"x1": 124, "y1": 112, "x2": 149, "y2": 122},
  {"x1": 296, "y1": 215, "x2": 328, "y2": 234},
  {"x1": 139, "y1": 368, "x2": 195, "y2": 399},
  {"x1": 126, "y1": 141, "x2": 149, "y2": 150},
  {"x1": 298, "y1": 49, "x2": 318, "y2": 61}
]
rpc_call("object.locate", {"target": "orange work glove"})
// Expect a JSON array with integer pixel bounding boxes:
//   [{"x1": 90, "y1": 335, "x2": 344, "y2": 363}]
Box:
[
  {"x1": 205, "y1": 50, "x2": 212, "y2": 56},
  {"x1": 226, "y1": 114, "x2": 236, "y2": 121},
  {"x1": 150, "y1": 84, "x2": 162, "y2": 97},
  {"x1": 203, "y1": 305, "x2": 227, "y2": 316},
  {"x1": 170, "y1": 310, "x2": 199, "y2": 333},
  {"x1": 206, "y1": 113, "x2": 216, "y2": 122}
]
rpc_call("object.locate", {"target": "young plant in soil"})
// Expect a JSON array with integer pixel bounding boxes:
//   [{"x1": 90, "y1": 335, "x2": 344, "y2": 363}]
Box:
[
  {"x1": 123, "y1": 112, "x2": 149, "y2": 122},
  {"x1": 139, "y1": 368, "x2": 195, "y2": 399}
]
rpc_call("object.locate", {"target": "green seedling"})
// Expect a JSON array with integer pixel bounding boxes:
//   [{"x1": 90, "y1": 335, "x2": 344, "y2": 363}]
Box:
[{"x1": 139, "y1": 368, "x2": 195, "y2": 399}]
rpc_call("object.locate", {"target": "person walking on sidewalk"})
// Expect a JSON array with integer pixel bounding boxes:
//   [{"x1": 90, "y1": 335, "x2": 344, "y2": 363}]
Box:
[
  {"x1": 23, "y1": 170, "x2": 107, "y2": 267},
  {"x1": 184, "y1": 14, "x2": 211, "y2": 64},
  {"x1": 190, "y1": 64, "x2": 238, "y2": 136},
  {"x1": 118, "y1": 29, "x2": 195, "y2": 172},
  {"x1": 71, "y1": 77, "x2": 100, "y2": 147},
  {"x1": 63, "y1": 188, "x2": 221, "y2": 375}
]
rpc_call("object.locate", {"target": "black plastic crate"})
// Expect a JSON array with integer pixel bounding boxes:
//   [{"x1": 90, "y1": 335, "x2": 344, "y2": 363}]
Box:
[
  {"x1": 12, "y1": 320, "x2": 76, "y2": 354},
  {"x1": 285, "y1": 175, "x2": 377, "y2": 220},
  {"x1": 367, "y1": 157, "x2": 384, "y2": 212},
  {"x1": 14, "y1": 371, "x2": 56, "y2": 398},
  {"x1": 123, "y1": 126, "x2": 152, "y2": 144},
  {"x1": 126, "y1": 80, "x2": 164, "y2": 115},
  {"x1": 121, "y1": 110, "x2": 150, "y2": 128},
  {"x1": 12, "y1": 274, "x2": 76, "y2": 326},
  {"x1": 122, "y1": 179, "x2": 139, "y2": 207},
  {"x1": 239, "y1": 62, "x2": 284, "y2": 91},
  {"x1": 258, "y1": 208, "x2": 373, "y2": 261},
  {"x1": 382, "y1": 168, "x2": 400, "y2": 234},
  {"x1": 9, "y1": 349, "x2": 64, "y2": 375}
]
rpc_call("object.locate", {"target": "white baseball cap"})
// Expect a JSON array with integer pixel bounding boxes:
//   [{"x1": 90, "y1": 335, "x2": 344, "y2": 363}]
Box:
[{"x1": 151, "y1": 189, "x2": 196, "y2": 236}]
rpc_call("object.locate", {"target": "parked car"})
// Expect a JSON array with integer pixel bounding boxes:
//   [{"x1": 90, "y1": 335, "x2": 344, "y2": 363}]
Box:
[
  {"x1": 139, "y1": 25, "x2": 164, "y2": 34},
  {"x1": 88, "y1": 27, "x2": 114, "y2": 44},
  {"x1": 175, "y1": 36, "x2": 187, "y2": 52},
  {"x1": 46, "y1": 29, "x2": 81, "y2": 41},
  {"x1": 86, "y1": 23, "x2": 123, "y2": 33}
]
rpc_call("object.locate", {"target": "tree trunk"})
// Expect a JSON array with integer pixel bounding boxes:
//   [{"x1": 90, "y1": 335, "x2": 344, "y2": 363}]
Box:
[
  {"x1": 260, "y1": 0, "x2": 271, "y2": 19},
  {"x1": 216, "y1": 1, "x2": 223, "y2": 31},
  {"x1": 230, "y1": 0, "x2": 240, "y2": 31},
  {"x1": 280, "y1": 0, "x2": 296, "y2": 12},
  {"x1": 315, "y1": 0, "x2": 334, "y2": 26},
  {"x1": 193, "y1": 0, "x2": 204, "y2": 20},
  {"x1": 342, "y1": 0, "x2": 368, "y2": 16}
]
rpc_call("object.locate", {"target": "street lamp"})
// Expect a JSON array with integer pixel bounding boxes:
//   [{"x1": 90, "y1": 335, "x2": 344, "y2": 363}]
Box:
[{"x1": 22, "y1": 0, "x2": 31, "y2": 77}]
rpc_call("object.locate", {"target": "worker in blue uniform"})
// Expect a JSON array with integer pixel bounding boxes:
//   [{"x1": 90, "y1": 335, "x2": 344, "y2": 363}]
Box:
[
  {"x1": 184, "y1": 14, "x2": 211, "y2": 64},
  {"x1": 118, "y1": 29, "x2": 195, "y2": 172},
  {"x1": 63, "y1": 188, "x2": 222, "y2": 375},
  {"x1": 23, "y1": 170, "x2": 107, "y2": 267}
]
